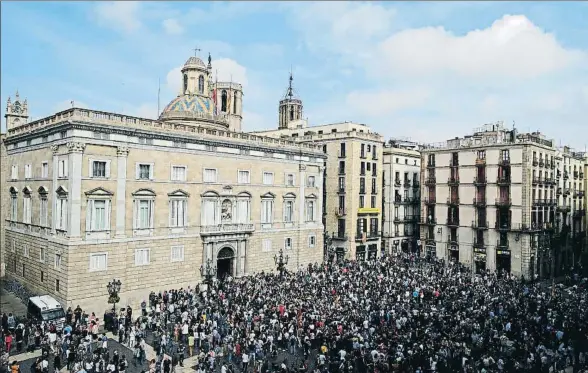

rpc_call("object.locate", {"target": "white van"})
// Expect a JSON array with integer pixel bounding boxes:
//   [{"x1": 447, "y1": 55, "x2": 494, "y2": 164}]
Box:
[{"x1": 27, "y1": 295, "x2": 66, "y2": 329}]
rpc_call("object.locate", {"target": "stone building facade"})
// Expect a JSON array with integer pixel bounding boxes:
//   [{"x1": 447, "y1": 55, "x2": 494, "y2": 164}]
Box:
[
  {"x1": 382, "y1": 139, "x2": 421, "y2": 255},
  {"x1": 2, "y1": 55, "x2": 325, "y2": 314},
  {"x1": 419, "y1": 123, "x2": 586, "y2": 279}
]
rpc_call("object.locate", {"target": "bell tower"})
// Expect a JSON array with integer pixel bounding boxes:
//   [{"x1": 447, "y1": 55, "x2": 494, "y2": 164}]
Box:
[
  {"x1": 278, "y1": 72, "x2": 304, "y2": 130},
  {"x1": 5, "y1": 90, "x2": 29, "y2": 132}
]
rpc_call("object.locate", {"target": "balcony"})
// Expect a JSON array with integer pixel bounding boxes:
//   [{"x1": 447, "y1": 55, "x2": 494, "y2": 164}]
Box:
[
  {"x1": 404, "y1": 180, "x2": 411, "y2": 188},
  {"x1": 532, "y1": 158, "x2": 538, "y2": 166},
  {"x1": 556, "y1": 205, "x2": 571, "y2": 213},
  {"x1": 475, "y1": 158, "x2": 486, "y2": 166},
  {"x1": 564, "y1": 172, "x2": 569, "y2": 180},
  {"x1": 420, "y1": 217, "x2": 437, "y2": 225},
  {"x1": 332, "y1": 233, "x2": 349, "y2": 241},
  {"x1": 546, "y1": 199, "x2": 556, "y2": 207},
  {"x1": 556, "y1": 187, "x2": 562, "y2": 195},
  {"x1": 447, "y1": 235, "x2": 459, "y2": 245},
  {"x1": 394, "y1": 179, "x2": 401, "y2": 187},
  {"x1": 338, "y1": 187, "x2": 346, "y2": 194},
  {"x1": 360, "y1": 152, "x2": 367, "y2": 159},
  {"x1": 545, "y1": 161, "x2": 551, "y2": 169},
  {"x1": 200, "y1": 223, "x2": 255, "y2": 236},
  {"x1": 396, "y1": 215, "x2": 418, "y2": 223},
  {"x1": 446, "y1": 217, "x2": 460, "y2": 227},
  {"x1": 338, "y1": 151, "x2": 346, "y2": 158},
  {"x1": 446, "y1": 197, "x2": 460, "y2": 205},
  {"x1": 539, "y1": 159, "x2": 545, "y2": 167},
  {"x1": 360, "y1": 188, "x2": 366, "y2": 194},
  {"x1": 574, "y1": 171, "x2": 579, "y2": 179},
  {"x1": 426, "y1": 162, "x2": 435, "y2": 168},
  {"x1": 544, "y1": 177, "x2": 556, "y2": 186},
  {"x1": 449, "y1": 159, "x2": 459, "y2": 167},
  {"x1": 338, "y1": 168, "x2": 345, "y2": 175},
  {"x1": 355, "y1": 232, "x2": 380, "y2": 242},
  {"x1": 580, "y1": 172, "x2": 585, "y2": 179},
  {"x1": 471, "y1": 220, "x2": 489, "y2": 230},
  {"x1": 495, "y1": 198, "x2": 512, "y2": 208},
  {"x1": 473, "y1": 238, "x2": 486, "y2": 249},
  {"x1": 495, "y1": 221, "x2": 511, "y2": 231},
  {"x1": 447, "y1": 177, "x2": 460, "y2": 186},
  {"x1": 397, "y1": 197, "x2": 416, "y2": 205},
  {"x1": 563, "y1": 188, "x2": 571, "y2": 196},
  {"x1": 496, "y1": 176, "x2": 511, "y2": 186},
  {"x1": 551, "y1": 162, "x2": 556, "y2": 170},
  {"x1": 556, "y1": 171, "x2": 561, "y2": 179},
  {"x1": 335, "y1": 208, "x2": 347, "y2": 217},
  {"x1": 580, "y1": 191, "x2": 585, "y2": 198},
  {"x1": 473, "y1": 176, "x2": 487, "y2": 186},
  {"x1": 425, "y1": 177, "x2": 436, "y2": 186},
  {"x1": 532, "y1": 199, "x2": 545, "y2": 207},
  {"x1": 573, "y1": 209, "x2": 586, "y2": 218},
  {"x1": 499, "y1": 158, "x2": 510, "y2": 166},
  {"x1": 412, "y1": 181, "x2": 420, "y2": 189},
  {"x1": 532, "y1": 177, "x2": 542, "y2": 185},
  {"x1": 473, "y1": 197, "x2": 487, "y2": 207},
  {"x1": 424, "y1": 197, "x2": 436, "y2": 204},
  {"x1": 357, "y1": 207, "x2": 381, "y2": 214}
]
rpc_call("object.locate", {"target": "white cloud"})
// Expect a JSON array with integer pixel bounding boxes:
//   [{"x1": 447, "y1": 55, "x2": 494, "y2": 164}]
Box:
[
  {"x1": 93, "y1": 2, "x2": 142, "y2": 33},
  {"x1": 373, "y1": 15, "x2": 586, "y2": 80},
  {"x1": 129, "y1": 103, "x2": 159, "y2": 119},
  {"x1": 212, "y1": 58, "x2": 248, "y2": 86},
  {"x1": 162, "y1": 18, "x2": 183, "y2": 35},
  {"x1": 345, "y1": 88, "x2": 432, "y2": 116},
  {"x1": 166, "y1": 66, "x2": 183, "y2": 96}
]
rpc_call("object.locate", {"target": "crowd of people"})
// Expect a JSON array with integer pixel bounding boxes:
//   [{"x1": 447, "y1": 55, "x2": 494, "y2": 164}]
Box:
[{"x1": 3, "y1": 253, "x2": 588, "y2": 373}]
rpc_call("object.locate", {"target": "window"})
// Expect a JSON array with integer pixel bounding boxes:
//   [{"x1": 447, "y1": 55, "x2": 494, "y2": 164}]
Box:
[
  {"x1": 263, "y1": 172, "x2": 274, "y2": 185},
  {"x1": 92, "y1": 161, "x2": 107, "y2": 178},
  {"x1": 262, "y1": 239, "x2": 272, "y2": 252},
  {"x1": 307, "y1": 176, "x2": 316, "y2": 187},
  {"x1": 371, "y1": 196, "x2": 376, "y2": 208},
  {"x1": 41, "y1": 162, "x2": 49, "y2": 178},
  {"x1": 339, "y1": 196, "x2": 345, "y2": 210},
  {"x1": 137, "y1": 163, "x2": 153, "y2": 180},
  {"x1": 55, "y1": 254, "x2": 62, "y2": 269},
  {"x1": 238, "y1": 170, "x2": 250, "y2": 184},
  {"x1": 261, "y1": 198, "x2": 274, "y2": 224},
  {"x1": 39, "y1": 247, "x2": 46, "y2": 263},
  {"x1": 308, "y1": 235, "x2": 316, "y2": 248},
  {"x1": 340, "y1": 143, "x2": 346, "y2": 157},
  {"x1": 204, "y1": 168, "x2": 218, "y2": 183},
  {"x1": 359, "y1": 196, "x2": 365, "y2": 208},
  {"x1": 169, "y1": 199, "x2": 187, "y2": 227},
  {"x1": 58, "y1": 159, "x2": 68, "y2": 178},
  {"x1": 338, "y1": 219, "x2": 346, "y2": 237},
  {"x1": 201, "y1": 197, "x2": 219, "y2": 226},
  {"x1": 137, "y1": 200, "x2": 153, "y2": 229},
  {"x1": 89, "y1": 253, "x2": 108, "y2": 271},
  {"x1": 236, "y1": 195, "x2": 251, "y2": 224},
  {"x1": 88, "y1": 200, "x2": 108, "y2": 231},
  {"x1": 135, "y1": 249, "x2": 150, "y2": 266},
  {"x1": 284, "y1": 238, "x2": 293, "y2": 250},
  {"x1": 285, "y1": 173, "x2": 295, "y2": 186},
  {"x1": 55, "y1": 279, "x2": 60, "y2": 292},
  {"x1": 11, "y1": 239, "x2": 15, "y2": 253},
  {"x1": 11, "y1": 165, "x2": 18, "y2": 180},
  {"x1": 198, "y1": 75, "x2": 204, "y2": 94},
  {"x1": 40, "y1": 271, "x2": 44, "y2": 283},
  {"x1": 22, "y1": 264, "x2": 25, "y2": 277},
  {"x1": 284, "y1": 200, "x2": 294, "y2": 223},
  {"x1": 338, "y1": 177, "x2": 345, "y2": 191},
  {"x1": 306, "y1": 199, "x2": 316, "y2": 222},
  {"x1": 56, "y1": 195, "x2": 68, "y2": 230},
  {"x1": 23, "y1": 192, "x2": 32, "y2": 224},
  {"x1": 10, "y1": 190, "x2": 17, "y2": 220},
  {"x1": 171, "y1": 245, "x2": 185, "y2": 262},
  {"x1": 171, "y1": 166, "x2": 187, "y2": 181},
  {"x1": 24, "y1": 164, "x2": 32, "y2": 179},
  {"x1": 23, "y1": 245, "x2": 29, "y2": 258}
]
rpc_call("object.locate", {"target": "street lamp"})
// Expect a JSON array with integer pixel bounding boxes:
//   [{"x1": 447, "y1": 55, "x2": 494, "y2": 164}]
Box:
[
  {"x1": 106, "y1": 279, "x2": 122, "y2": 313},
  {"x1": 199, "y1": 258, "x2": 217, "y2": 286},
  {"x1": 274, "y1": 248, "x2": 289, "y2": 274}
]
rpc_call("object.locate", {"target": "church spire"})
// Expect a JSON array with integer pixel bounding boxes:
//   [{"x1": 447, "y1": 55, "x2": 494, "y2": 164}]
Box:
[{"x1": 278, "y1": 69, "x2": 303, "y2": 130}]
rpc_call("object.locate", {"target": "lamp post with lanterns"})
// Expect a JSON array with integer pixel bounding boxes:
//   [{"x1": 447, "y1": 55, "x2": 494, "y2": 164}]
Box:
[
  {"x1": 199, "y1": 258, "x2": 217, "y2": 287},
  {"x1": 106, "y1": 279, "x2": 122, "y2": 313}
]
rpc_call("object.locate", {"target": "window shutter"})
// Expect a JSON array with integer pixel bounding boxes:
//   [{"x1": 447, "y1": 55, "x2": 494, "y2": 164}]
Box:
[
  {"x1": 86, "y1": 200, "x2": 93, "y2": 232},
  {"x1": 149, "y1": 200, "x2": 154, "y2": 228},
  {"x1": 149, "y1": 164, "x2": 154, "y2": 179},
  {"x1": 63, "y1": 159, "x2": 69, "y2": 177},
  {"x1": 105, "y1": 200, "x2": 111, "y2": 231},
  {"x1": 169, "y1": 200, "x2": 173, "y2": 227},
  {"x1": 105, "y1": 161, "x2": 111, "y2": 178},
  {"x1": 135, "y1": 164, "x2": 140, "y2": 179},
  {"x1": 133, "y1": 200, "x2": 138, "y2": 229}
]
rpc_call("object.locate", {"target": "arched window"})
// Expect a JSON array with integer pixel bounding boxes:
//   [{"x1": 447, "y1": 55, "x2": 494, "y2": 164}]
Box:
[
  {"x1": 290, "y1": 106, "x2": 294, "y2": 121},
  {"x1": 233, "y1": 91, "x2": 238, "y2": 114},
  {"x1": 198, "y1": 75, "x2": 204, "y2": 94},
  {"x1": 183, "y1": 74, "x2": 188, "y2": 94},
  {"x1": 221, "y1": 90, "x2": 228, "y2": 112}
]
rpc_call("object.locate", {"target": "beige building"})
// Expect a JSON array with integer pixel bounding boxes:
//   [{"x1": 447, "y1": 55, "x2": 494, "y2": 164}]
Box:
[
  {"x1": 382, "y1": 139, "x2": 421, "y2": 255},
  {"x1": 1, "y1": 133, "x2": 7, "y2": 278},
  {"x1": 419, "y1": 122, "x2": 586, "y2": 279},
  {"x1": 2, "y1": 55, "x2": 325, "y2": 313},
  {"x1": 254, "y1": 78, "x2": 383, "y2": 261}
]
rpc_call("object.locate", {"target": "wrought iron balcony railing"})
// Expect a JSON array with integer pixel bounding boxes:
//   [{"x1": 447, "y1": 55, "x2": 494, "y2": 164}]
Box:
[{"x1": 471, "y1": 220, "x2": 489, "y2": 229}]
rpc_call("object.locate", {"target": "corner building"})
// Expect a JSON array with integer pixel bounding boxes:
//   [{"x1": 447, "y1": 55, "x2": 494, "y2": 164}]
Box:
[
  {"x1": 254, "y1": 77, "x2": 383, "y2": 261},
  {"x1": 2, "y1": 55, "x2": 325, "y2": 313},
  {"x1": 420, "y1": 122, "x2": 586, "y2": 279}
]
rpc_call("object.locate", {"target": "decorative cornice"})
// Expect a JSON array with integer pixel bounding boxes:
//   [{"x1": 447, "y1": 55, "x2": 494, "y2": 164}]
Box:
[
  {"x1": 66, "y1": 142, "x2": 86, "y2": 153},
  {"x1": 51, "y1": 145, "x2": 59, "y2": 154},
  {"x1": 116, "y1": 146, "x2": 130, "y2": 157}
]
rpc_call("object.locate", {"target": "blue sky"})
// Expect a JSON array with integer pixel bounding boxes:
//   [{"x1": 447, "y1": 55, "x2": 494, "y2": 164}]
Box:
[{"x1": 2, "y1": 1, "x2": 587, "y2": 148}]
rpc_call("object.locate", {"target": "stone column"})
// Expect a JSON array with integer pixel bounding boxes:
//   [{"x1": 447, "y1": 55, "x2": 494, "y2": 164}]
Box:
[
  {"x1": 51, "y1": 145, "x2": 59, "y2": 235},
  {"x1": 298, "y1": 164, "x2": 306, "y2": 224},
  {"x1": 66, "y1": 142, "x2": 85, "y2": 238},
  {"x1": 115, "y1": 146, "x2": 129, "y2": 238}
]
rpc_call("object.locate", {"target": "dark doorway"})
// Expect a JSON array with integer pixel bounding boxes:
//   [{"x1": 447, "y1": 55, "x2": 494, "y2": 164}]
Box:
[
  {"x1": 496, "y1": 254, "x2": 511, "y2": 274},
  {"x1": 216, "y1": 247, "x2": 235, "y2": 279},
  {"x1": 449, "y1": 249, "x2": 459, "y2": 263}
]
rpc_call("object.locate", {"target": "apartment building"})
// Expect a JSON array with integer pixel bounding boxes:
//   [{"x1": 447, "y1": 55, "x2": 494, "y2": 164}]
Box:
[
  {"x1": 2, "y1": 55, "x2": 325, "y2": 313},
  {"x1": 254, "y1": 79, "x2": 383, "y2": 261},
  {"x1": 382, "y1": 139, "x2": 421, "y2": 254},
  {"x1": 419, "y1": 122, "x2": 584, "y2": 279}
]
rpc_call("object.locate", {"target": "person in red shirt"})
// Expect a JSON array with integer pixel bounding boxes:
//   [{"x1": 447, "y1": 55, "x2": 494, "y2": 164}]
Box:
[
  {"x1": 278, "y1": 304, "x2": 285, "y2": 317},
  {"x1": 5, "y1": 332, "x2": 13, "y2": 353}
]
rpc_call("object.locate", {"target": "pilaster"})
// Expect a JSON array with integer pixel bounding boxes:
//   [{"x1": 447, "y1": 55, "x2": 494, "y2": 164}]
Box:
[
  {"x1": 115, "y1": 146, "x2": 129, "y2": 238},
  {"x1": 51, "y1": 145, "x2": 59, "y2": 235},
  {"x1": 239, "y1": 239, "x2": 246, "y2": 275},
  {"x1": 317, "y1": 166, "x2": 324, "y2": 226},
  {"x1": 298, "y1": 164, "x2": 306, "y2": 224},
  {"x1": 67, "y1": 142, "x2": 85, "y2": 238}
]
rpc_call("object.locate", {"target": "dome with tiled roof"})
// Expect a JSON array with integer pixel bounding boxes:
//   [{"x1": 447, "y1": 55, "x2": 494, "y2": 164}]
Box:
[
  {"x1": 184, "y1": 56, "x2": 205, "y2": 68},
  {"x1": 161, "y1": 94, "x2": 213, "y2": 117}
]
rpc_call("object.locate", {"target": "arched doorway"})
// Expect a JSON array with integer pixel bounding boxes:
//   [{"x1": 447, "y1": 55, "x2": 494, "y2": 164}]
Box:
[{"x1": 217, "y1": 247, "x2": 235, "y2": 279}]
